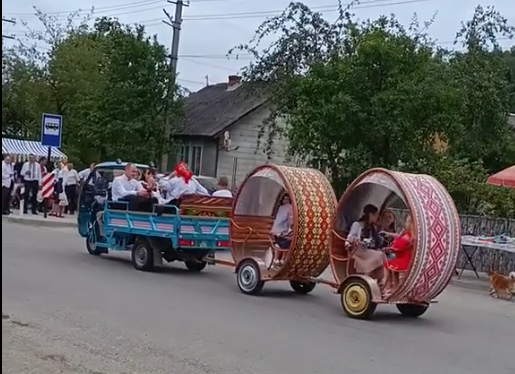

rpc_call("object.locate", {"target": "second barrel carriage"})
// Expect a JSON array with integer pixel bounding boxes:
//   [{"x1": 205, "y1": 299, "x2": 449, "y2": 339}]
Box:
[
  {"x1": 228, "y1": 165, "x2": 337, "y2": 295},
  {"x1": 226, "y1": 165, "x2": 461, "y2": 319}
]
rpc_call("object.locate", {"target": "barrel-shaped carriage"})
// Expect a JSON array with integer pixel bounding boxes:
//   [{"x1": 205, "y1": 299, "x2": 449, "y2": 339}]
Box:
[
  {"x1": 229, "y1": 164, "x2": 337, "y2": 295},
  {"x1": 227, "y1": 165, "x2": 461, "y2": 319},
  {"x1": 330, "y1": 168, "x2": 461, "y2": 318}
]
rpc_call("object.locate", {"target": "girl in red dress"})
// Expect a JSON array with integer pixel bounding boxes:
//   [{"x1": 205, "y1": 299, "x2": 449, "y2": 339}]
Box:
[{"x1": 383, "y1": 215, "x2": 415, "y2": 292}]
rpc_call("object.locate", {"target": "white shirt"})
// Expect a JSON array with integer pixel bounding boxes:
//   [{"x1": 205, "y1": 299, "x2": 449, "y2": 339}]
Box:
[
  {"x1": 212, "y1": 189, "x2": 233, "y2": 198},
  {"x1": 78, "y1": 168, "x2": 91, "y2": 181},
  {"x1": 20, "y1": 161, "x2": 42, "y2": 184},
  {"x1": 271, "y1": 204, "x2": 293, "y2": 235},
  {"x1": 2, "y1": 161, "x2": 14, "y2": 188},
  {"x1": 162, "y1": 176, "x2": 210, "y2": 200},
  {"x1": 111, "y1": 174, "x2": 143, "y2": 201},
  {"x1": 348, "y1": 221, "x2": 364, "y2": 240},
  {"x1": 66, "y1": 169, "x2": 79, "y2": 185},
  {"x1": 57, "y1": 167, "x2": 70, "y2": 187}
]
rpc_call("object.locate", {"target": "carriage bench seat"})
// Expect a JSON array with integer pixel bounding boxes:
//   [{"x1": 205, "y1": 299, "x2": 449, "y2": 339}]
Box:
[{"x1": 231, "y1": 215, "x2": 275, "y2": 252}]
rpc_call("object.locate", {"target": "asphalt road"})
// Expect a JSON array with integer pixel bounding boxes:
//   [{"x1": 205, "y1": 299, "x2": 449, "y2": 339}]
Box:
[{"x1": 2, "y1": 222, "x2": 514, "y2": 374}]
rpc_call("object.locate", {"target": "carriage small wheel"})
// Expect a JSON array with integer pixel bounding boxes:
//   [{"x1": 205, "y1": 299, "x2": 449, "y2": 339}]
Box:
[
  {"x1": 185, "y1": 260, "x2": 207, "y2": 272},
  {"x1": 341, "y1": 278, "x2": 377, "y2": 319},
  {"x1": 131, "y1": 237, "x2": 155, "y2": 272},
  {"x1": 396, "y1": 303, "x2": 429, "y2": 318},
  {"x1": 86, "y1": 234, "x2": 103, "y2": 256},
  {"x1": 290, "y1": 280, "x2": 317, "y2": 295},
  {"x1": 236, "y1": 259, "x2": 265, "y2": 295}
]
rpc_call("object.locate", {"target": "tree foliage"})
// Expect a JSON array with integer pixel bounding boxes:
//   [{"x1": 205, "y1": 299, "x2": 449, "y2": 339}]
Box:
[
  {"x1": 2, "y1": 9, "x2": 183, "y2": 165},
  {"x1": 231, "y1": 2, "x2": 515, "y2": 217}
]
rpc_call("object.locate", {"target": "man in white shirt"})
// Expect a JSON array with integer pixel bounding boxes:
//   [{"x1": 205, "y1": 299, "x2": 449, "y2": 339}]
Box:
[
  {"x1": 2, "y1": 155, "x2": 15, "y2": 215},
  {"x1": 65, "y1": 162, "x2": 80, "y2": 214},
  {"x1": 78, "y1": 163, "x2": 96, "y2": 184},
  {"x1": 20, "y1": 154, "x2": 42, "y2": 214},
  {"x1": 212, "y1": 176, "x2": 233, "y2": 198},
  {"x1": 111, "y1": 163, "x2": 156, "y2": 211}
]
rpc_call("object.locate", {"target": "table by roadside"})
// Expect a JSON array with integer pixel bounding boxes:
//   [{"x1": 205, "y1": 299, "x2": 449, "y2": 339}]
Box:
[
  {"x1": 2, "y1": 210, "x2": 77, "y2": 228},
  {"x1": 458, "y1": 235, "x2": 515, "y2": 276}
]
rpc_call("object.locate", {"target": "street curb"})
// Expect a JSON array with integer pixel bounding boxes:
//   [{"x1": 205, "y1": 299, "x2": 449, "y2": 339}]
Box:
[{"x1": 3, "y1": 216, "x2": 77, "y2": 229}]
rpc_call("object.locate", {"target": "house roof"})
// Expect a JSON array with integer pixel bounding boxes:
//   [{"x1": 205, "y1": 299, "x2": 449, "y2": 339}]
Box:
[
  {"x1": 177, "y1": 82, "x2": 268, "y2": 137},
  {"x1": 509, "y1": 113, "x2": 515, "y2": 128}
]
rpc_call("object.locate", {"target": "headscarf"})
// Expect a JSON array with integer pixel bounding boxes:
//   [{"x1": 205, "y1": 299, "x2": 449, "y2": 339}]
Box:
[{"x1": 174, "y1": 162, "x2": 193, "y2": 184}]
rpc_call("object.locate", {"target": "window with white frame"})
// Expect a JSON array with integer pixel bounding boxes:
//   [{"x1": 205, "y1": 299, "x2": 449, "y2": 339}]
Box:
[{"x1": 177, "y1": 144, "x2": 202, "y2": 175}]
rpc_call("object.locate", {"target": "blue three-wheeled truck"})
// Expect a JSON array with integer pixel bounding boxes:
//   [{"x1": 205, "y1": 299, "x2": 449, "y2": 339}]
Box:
[{"x1": 77, "y1": 162, "x2": 232, "y2": 272}]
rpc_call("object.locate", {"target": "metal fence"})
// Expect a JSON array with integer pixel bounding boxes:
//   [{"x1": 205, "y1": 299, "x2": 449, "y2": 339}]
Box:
[{"x1": 390, "y1": 208, "x2": 515, "y2": 237}]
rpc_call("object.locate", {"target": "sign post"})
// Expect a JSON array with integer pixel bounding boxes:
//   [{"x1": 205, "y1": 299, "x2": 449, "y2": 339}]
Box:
[{"x1": 41, "y1": 113, "x2": 63, "y2": 218}]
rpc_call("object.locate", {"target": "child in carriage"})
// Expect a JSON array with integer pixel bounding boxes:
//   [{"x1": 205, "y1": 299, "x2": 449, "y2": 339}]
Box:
[{"x1": 383, "y1": 215, "x2": 415, "y2": 294}]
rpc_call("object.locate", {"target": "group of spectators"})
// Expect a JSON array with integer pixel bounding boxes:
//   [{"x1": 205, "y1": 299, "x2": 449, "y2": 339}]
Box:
[{"x1": 1, "y1": 153, "x2": 93, "y2": 217}]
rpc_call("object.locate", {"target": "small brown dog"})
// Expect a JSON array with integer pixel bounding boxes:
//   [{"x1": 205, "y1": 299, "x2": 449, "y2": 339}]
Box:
[{"x1": 487, "y1": 271, "x2": 515, "y2": 300}]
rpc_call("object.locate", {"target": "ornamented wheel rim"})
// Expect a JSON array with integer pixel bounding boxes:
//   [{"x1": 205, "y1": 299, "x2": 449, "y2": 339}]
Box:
[{"x1": 343, "y1": 283, "x2": 369, "y2": 315}]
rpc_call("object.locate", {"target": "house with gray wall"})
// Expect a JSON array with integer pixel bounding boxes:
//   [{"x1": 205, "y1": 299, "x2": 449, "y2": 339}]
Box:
[{"x1": 171, "y1": 75, "x2": 291, "y2": 187}]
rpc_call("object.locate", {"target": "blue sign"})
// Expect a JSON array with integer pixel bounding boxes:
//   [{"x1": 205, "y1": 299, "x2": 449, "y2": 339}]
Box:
[{"x1": 41, "y1": 113, "x2": 62, "y2": 148}]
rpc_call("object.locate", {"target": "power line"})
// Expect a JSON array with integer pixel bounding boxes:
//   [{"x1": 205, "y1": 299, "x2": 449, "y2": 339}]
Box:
[
  {"x1": 181, "y1": 57, "x2": 238, "y2": 72},
  {"x1": 2, "y1": 17, "x2": 16, "y2": 39},
  {"x1": 117, "y1": 0, "x2": 431, "y2": 26},
  {"x1": 4, "y1": 0, "x2": 163, "y2": 17},
  {"x1": 8, "y1": 0, "x2": 426, "y2": 23}
]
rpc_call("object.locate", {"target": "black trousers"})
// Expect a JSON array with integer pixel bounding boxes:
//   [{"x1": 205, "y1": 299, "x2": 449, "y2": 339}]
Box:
[
  {"x1": 2, "y1": 183, "x2": 13, "y2": 213},
  {"x1": 23, "y1": 180, "x2": 39, "y2": 213},
  {"x1": 117, "y1": 195, "x2": 158, "y2": 212},
  {"x1": 65, "y1": 185, "x2": 77, "y2": 214}
]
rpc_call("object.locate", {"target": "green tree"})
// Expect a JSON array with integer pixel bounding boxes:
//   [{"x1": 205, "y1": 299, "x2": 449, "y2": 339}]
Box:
[
  {"x1": 447, "y1": 5, "x2": 515, "y2": 173},
  {"x1": 4, "y1": 9, "x2": 183, "y2": 165},
  {"x1": 232, "y1": 2, "x2": 515, "y2": 216},
  {"x1": 2, "y1": 50, "x2": 49, "y2": 138},
  {"x1": 231, "y1": 3, "x2": 456, "y2": 192}
]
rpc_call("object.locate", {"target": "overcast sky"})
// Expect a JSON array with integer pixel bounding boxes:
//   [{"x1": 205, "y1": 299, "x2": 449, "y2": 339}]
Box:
[{"x1": 2, "y1": 0, "x2": 514, "y2": 91}]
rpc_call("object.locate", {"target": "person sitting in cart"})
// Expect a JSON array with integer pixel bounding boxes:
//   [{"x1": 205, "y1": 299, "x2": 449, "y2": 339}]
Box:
[
  {"x1": 212, "y1": 176, "x2": 233, "y2": 198},
  {"x1": 270, "y1": 193, "x2": 293, "y2": 267},
  {"x1": 378, "y1": 208, "x2": 397, "y2": 249},
  {"x1": 111, "y1": 163, "x2": 157, "y2": 211},
  {"x1": 347, "y1": 204, "x2": 387, "y2": 282},
  {"x1": 161, "y1": 162, "x2": 210, "y2": 201},
  {"x1": 383, "y1": 214, "x2": 414, "y2": 293}
]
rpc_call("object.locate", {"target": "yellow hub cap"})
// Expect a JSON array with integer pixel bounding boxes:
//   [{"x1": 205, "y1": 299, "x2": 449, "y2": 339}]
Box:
[{"x1": 343, "y1": 284, "x2": 369, "y2": 315}]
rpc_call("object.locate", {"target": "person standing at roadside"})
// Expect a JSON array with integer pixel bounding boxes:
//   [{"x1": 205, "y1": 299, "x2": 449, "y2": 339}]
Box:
[
  {"x1": 39, "y1": 157, "x2": 48, "y2": 175},
  {"x1": 2, "y1": 155, "x2": 15, "y2": 215},
  {"x1": 20, "y1": 154, "x2": 42, "y2": 214},
  {"x1": 65, "y1": 162, "x2": 79, "y2": 215}
]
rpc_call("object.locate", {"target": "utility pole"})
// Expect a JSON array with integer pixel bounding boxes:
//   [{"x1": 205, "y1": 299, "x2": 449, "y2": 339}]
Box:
[
  {"x1": 161, "y1": 0, "x2": 189, "y2": 171},
  {"x1": 2, "y1": 17, "x2": 16, "y2": 40}
]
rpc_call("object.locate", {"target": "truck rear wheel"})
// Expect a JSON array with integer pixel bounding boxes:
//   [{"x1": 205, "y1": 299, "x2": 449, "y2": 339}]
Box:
[
  {"x1": 131, "y1": 237, "x2": 155, "y2": 271},
  {"x1": 185, "y1": 260, "x2": 207, "y2": 272}
]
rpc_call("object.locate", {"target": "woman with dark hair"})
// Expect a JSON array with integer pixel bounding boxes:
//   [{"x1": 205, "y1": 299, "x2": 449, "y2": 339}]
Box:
[{"x1": 347, "y1": 204, "x2": 387, "y2": 280}]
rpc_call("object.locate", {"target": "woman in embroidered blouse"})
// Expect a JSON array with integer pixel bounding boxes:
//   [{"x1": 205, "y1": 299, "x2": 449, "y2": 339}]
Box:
[
  {"x1": 270, "y1": 193, "x2": 293, "y2": 267},
  {"x1": 161, "y1": 162, "x2": 209, "y2": 201},
  {"x1": 347, "y1": 204, "x2": 387, "y2": 279}
]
